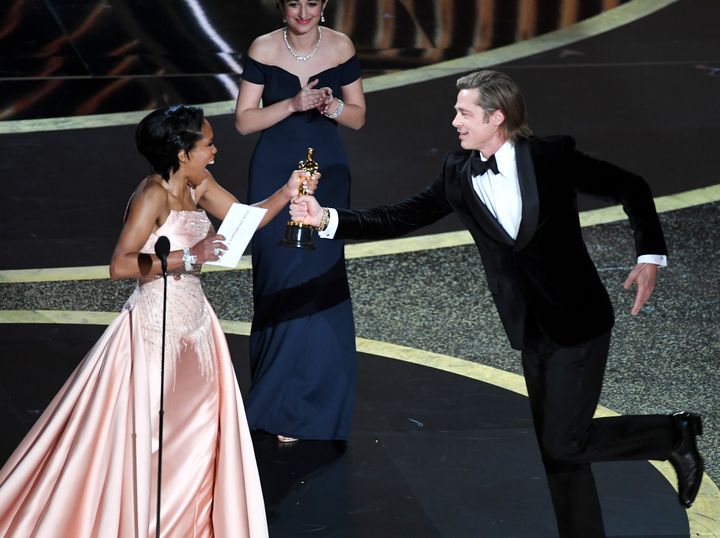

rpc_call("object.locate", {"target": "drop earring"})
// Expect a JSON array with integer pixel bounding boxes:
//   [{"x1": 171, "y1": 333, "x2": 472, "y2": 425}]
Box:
[{"x1": 321, "y1": 11, "x2": 325, "y2": 23}]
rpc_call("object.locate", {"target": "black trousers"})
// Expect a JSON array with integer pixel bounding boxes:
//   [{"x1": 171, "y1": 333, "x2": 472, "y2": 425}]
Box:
[{"x1": 521, "y1": 325, "x2": 676, "y2": 538}]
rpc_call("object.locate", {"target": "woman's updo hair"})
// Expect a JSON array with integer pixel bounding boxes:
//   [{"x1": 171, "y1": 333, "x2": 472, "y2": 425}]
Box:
[{"x1": 135, "y1": 105, "x2": 205, "y2": 180}]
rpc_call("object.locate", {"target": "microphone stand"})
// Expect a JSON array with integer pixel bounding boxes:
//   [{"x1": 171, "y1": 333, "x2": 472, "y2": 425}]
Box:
[{"x1": 154, "y1": 236, "x2": 170, "y2": 538}]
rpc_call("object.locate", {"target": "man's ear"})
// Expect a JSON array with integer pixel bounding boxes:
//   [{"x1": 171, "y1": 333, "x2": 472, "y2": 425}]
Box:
[{"x1": 491, "y1": 109, "x2": 505, "y2": 127}]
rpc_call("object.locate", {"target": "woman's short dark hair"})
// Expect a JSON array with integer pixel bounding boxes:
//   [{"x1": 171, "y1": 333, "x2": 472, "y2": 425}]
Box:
[{"x1": 135, "y1": 105, "x2": 205, "y2": 180}]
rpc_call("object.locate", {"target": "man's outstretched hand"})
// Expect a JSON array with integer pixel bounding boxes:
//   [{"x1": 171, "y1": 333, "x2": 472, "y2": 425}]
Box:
[{"x1": 290, "y1": 194, "x2": 323, "y2": 228}]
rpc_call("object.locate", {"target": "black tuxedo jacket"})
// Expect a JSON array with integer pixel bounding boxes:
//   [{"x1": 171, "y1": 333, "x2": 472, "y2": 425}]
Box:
[{"x1": 335, "y1": 136, "x2": 667, "y2": 349}]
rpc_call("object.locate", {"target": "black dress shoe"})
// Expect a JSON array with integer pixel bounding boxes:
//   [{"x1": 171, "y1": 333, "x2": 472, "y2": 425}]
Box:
[{"x1": 669, "y1": 411, "x2": 704, "y2": 508}]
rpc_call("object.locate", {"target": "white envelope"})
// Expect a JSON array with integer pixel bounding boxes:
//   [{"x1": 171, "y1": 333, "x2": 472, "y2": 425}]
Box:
[{"x1": 204, "y1": 203, "x2": 267, "y2": 268}]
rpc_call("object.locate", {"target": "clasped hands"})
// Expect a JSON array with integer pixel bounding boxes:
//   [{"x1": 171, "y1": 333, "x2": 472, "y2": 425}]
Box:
[
  {"x1": 287, "y1": 170, "x2": 324, "y2": 229},
  {"x1": 292, "y1": 79, "x2": 341, "y2": 117}
]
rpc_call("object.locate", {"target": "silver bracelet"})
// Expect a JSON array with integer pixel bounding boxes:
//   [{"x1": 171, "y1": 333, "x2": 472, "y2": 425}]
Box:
[
  {"x1": 182, "y1": 246, "x2": 197, "y2": 272},
  {"x1": 323, "y1": 98, "x2": 344, "y2": 119}
]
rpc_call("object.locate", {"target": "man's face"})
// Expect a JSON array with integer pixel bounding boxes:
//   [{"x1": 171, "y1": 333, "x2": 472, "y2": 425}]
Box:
[{"x1": 451, "y1": 88, "x2": 504, "y2": 153}]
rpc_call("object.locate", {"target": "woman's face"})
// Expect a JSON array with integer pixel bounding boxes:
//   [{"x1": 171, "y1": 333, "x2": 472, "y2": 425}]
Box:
[
  {"x1": 182, "y1": 119, "x2": 217, "y2": 185},
  {"x1": 281, "y1": 0, "x2": 325, "y2": 33}
]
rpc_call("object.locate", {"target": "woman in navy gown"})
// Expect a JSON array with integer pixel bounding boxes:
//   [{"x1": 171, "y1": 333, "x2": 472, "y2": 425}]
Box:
[{"x1": 234, "y1": 0, "x2": 366, "y2": 442}]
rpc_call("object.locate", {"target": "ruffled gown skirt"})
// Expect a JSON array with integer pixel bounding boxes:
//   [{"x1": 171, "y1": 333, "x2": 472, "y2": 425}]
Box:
[{"x1": 0, "y1": 284, "x2": 267, "y2": 538}]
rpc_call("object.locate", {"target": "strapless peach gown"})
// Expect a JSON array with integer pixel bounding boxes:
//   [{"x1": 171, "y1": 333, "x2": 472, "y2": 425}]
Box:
[{"x1": 0, "y1": 210, "x2": 267, "y2": 538}]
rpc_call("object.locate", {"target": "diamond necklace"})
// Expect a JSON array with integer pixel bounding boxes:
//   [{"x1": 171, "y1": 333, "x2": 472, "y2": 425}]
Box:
[{"x1": 283, "y1": 27, "x2": 322, "y2": 61}]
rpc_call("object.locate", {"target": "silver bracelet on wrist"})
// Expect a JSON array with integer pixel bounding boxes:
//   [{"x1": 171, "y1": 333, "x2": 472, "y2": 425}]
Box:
[
  {"x1": 323, "y1": 98, "x2": 344, "y2": 119},
  {"x1": 318, "y1": 207, "x2": 330, "y2": 231},
  {"x1": 182, "y1": 246, "x2": 197, "y2": 272}
]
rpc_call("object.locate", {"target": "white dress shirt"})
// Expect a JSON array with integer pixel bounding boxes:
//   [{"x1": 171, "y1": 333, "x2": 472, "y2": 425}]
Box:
[{"x1": 472, "y1": 141, "x2": 522, "y2": 239}]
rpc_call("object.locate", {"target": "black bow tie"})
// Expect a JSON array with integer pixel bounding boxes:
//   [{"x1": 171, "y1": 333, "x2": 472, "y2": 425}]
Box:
[{"x1": 470, "y1": 152, "x2": 499, "y2": 177}]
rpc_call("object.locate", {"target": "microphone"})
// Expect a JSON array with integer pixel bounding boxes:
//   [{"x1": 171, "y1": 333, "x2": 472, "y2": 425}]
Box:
[
  {"x1": 154, "y1": 235, "x2": 171, "y2": 275},
  {"x1": 153, "y1": 234, "x2": 171, "y2": 536}
]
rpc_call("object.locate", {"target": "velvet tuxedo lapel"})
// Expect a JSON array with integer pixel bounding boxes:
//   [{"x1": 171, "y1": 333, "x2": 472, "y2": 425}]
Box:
[
  {"x1": 513, "y1": 139, "x2": 539, "y2": 251},
  {"x1": 459, "y1": 151, "x2": 514, "y2": 245}
]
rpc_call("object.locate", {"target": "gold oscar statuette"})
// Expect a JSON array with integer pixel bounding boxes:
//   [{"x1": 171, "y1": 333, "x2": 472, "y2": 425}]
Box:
[{"x1": 278, "y1": 147, "x2": 318, "y2": 250}]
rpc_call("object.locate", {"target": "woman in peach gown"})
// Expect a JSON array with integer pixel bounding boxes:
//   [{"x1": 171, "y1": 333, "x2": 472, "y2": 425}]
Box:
[{"x1": 0, "y1": 105, "x2": 315, "y2": 537}]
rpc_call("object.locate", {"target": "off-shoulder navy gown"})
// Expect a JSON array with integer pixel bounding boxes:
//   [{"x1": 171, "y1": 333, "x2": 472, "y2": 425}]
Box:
[{"x1": 241, "y1": 55, "x2": 360, "y2": 440}]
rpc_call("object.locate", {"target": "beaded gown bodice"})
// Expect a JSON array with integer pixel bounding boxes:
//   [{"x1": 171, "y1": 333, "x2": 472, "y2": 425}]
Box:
[{"x1": 124, "y1": 209, "x2": 216, "y2": 376}]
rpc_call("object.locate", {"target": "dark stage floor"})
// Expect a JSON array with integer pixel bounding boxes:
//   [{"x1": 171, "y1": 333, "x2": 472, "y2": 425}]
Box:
[
  {"x1": 1, "y1": 1, "x2": 719, "y2": 537},
  {"x1": 0, "y1": 326, "x2": 690, "y2": 537}
]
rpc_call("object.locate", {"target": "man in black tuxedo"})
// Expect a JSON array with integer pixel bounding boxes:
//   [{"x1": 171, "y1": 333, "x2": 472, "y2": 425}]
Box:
[{"x1": 290, "y1": 70, "x2": 704, "y2": 537}]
